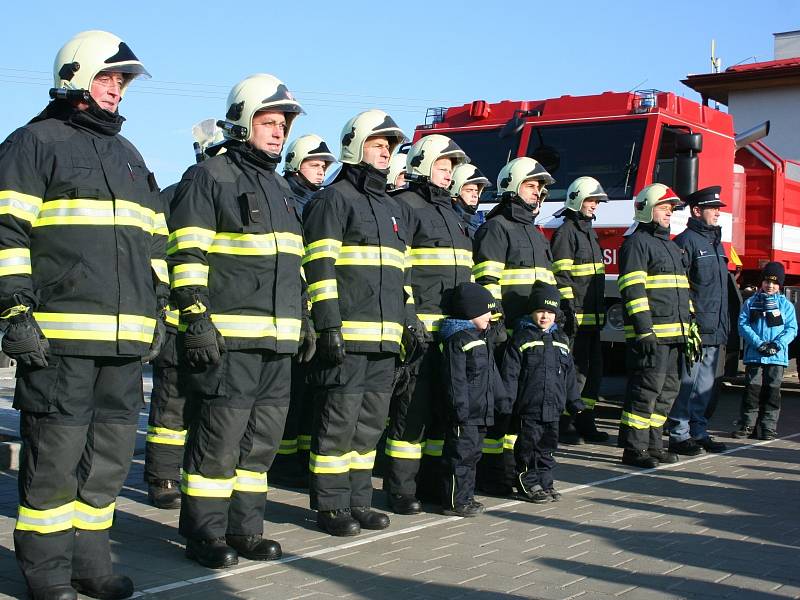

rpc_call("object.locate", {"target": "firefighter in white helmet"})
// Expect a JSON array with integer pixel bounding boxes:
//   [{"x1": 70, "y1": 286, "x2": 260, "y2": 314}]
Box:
[
  {"x1": 617, "y1": 183, "x2": 695, "y2": 468},
  {"x1": 387, "y1": 147, "x2": 409, "y2": 191},
  {"x1": 383, "y1": 134, "x2": 474, "y2": 516},
  {"x1": 283, "y1": 134, "x2": 336, "y2": 213},
  {"x1": 550, "y1": 176, "x2": 610, "y2": 445},
  {"x1": 449, "y1": 163, "x2": 490, "y2": 239},
  {"x1": 0, "y1": 30, "x2": 161, "y2": 600},
  {"x1": 169, "y1": 73, "x2": 313, "y2": 568},
  {"x1": 303, "y1": 110, "x2": 419, "y2": 536},
  {"x1": 472, "y1": 156, "x2": 557, "y2": 497}
]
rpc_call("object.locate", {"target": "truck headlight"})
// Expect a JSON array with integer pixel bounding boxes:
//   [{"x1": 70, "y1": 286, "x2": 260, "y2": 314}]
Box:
[{"x1": 606, "y1": 303, "x2": 625, "y2": 330}]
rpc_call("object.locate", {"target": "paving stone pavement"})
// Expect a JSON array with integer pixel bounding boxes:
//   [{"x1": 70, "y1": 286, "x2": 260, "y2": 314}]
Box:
[{"x1": 0, "y1": 377, "x2": 798, "y2": 599}]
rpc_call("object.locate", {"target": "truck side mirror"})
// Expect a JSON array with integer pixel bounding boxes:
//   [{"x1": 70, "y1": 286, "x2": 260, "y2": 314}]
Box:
[
  {"x1": 674, "y1": 133, "x2": 703, "y2": 199},
  {"x1": 499, "y1": 114, "x2": 525, "y2": 139}
]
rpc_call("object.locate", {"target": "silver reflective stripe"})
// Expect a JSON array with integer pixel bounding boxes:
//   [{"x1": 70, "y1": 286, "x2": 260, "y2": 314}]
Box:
[
  {"x1": 310, "y1": 456, "x2": 350, "y2": 469},
  {"x1": 0, "y1": 196, "x2": 39, "y2": 214},
  {"x1": 184, "y1": 479, "x2": 234, "y2": 491},
  {"x1": 213, "y1": 238, "x2": 275, "y2": 250},
  {"x1": 39, "y1": 207, "x2": 113, "y2": 218},
  {"x1": 17, "y1": 511, "x2": 73, "y2": 527},
  {"x1": 35, "y1": 320, "x2": 116, "y2": 332},
  {"x1": 116, "y1": 207, "x2": 154, "y2": 227},
  {"x1": 74, "y1": 508, "x2": 112, "y2": 524},
  {"x1": 119, "y1": 321, "x2": 153, "y2": 334}
]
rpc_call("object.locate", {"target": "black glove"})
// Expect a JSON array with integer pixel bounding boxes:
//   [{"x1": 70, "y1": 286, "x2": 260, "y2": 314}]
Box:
[
  {"x1": 401, "y1": 316, "x2": 429, "y2": 365},
  {"x1": 635, "y1": 332, "x2": 658, "y2": 357},
  {"x1": 764, "y1": 342, "x2": 780, "y2": 356},
  {"x1": 561, "y1": 301, "x2": 578, "y2": 338},
  {"x1": 318, "y1": 327, "x2": 345, "y2": 365},
  {"x1": 487, "y1": 318, "x2": 508, "y2": 346},
  {"x1": 757, "y1": 342, "x2": 773, "y2": 356},
  {"x1": 1, "y1": 311, "x2": 49, "y2": 368},
  {"x1": 296, "y1": 315, "x2": 317, "y2": 363},
  {"x1": 183, "y1": 313, "x2": 225, "y2": 368},
  {"x1": 142, "y1": 309, "x2": 167, "y2": 364}
]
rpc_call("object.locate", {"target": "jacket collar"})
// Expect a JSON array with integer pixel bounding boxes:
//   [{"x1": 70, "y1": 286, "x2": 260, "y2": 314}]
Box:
[
  {"x1": 687, "y1": 216, "x2": 722, "y2": 243},
  {"x1": 565, "y1": 209, "x2": 593, "y2": 232},
  {"x1": 409, "y1": 180, "x2": 454, "y2": 208},
  {"x1": 228, "y1": 142, "x2": 279, "y2": 173},
  {"x1": 339, "y1": 163, "x2": 389, "y2": 197}
]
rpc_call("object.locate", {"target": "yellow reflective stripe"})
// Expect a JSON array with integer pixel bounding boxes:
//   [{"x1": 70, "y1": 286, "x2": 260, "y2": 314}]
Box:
[
  {"x1": 559, "y1": 286, "x2": 575, "y2": 300},
  {"x1": 34, "y1": 312, "x2": 116, "y2": 341},
  {"x1": 576, "y1": 313, "x2": 605, "y2": 326},
  {"x1": 309, "y1": 452, "x2": 351, "y2": 474},
  {"x1": 341, "y1": 321, "x2": 402, "y2": 344},
  {"x1": 618, "y1": 270, "x2": 647, "y2": 290},
  {"x1": 298, "y1": 434, "x2": 311, "y2": 451},
  {"x1": 119, "y1": 314, "x2": 157, "y2": 343},
  {"x1": 650, "y1": 413, "x2": 668, "y2": 428},
  {"x1": 171, "y1": 263, "x2": 209, "y2": 288},
  {"x1": 113, "y1": 200, "x2": 156, "y2": 232},
  {"x1": 645, "y1": 274, "x2": 690, "y2": 289},
  {"x1": 32, "y1": 199, "x2": 155, "y2": 232},
  {"x1": 207, "y1": 231, "x2": 304, "y2": 256},
  {"x1": 620, "y1": 411, "x2": 650, "y2": 429},
  {"x1": 167, "y1": 226, "x2": 216, "y2": 254},
  {"x1": 553, "y1": 341, "x2": 571, "y2": 353},
  {"x1": 552, "y1": 258, "x2": 574, "y2": 273},
  {"x1": 625, "y1": 298, "x2": 650, "y2": 315},
  {"x1": 385, "y1": 439, "x2": 423, "y2": 459},
  {"x1": 0, "y1": 190, "x2": 42, "y2": 223},
  {"x1": 418, "y1": 313, "x2": 444, "y2": 332},
  {"x1": 278, "y1": 438, "x2": 298, "y2": 454},
  {"x1": 146, "y1": 426, "x2": 187, "y2": 446},
  {"x1": 181, "y1": 472, "x2": 235, "y2": 497},
  {"x1": 500, "y1": 268, "x2": 556, "y2": 286},
  {"x1": 404, "y1": 284, "x2": 415, "y2": 304},
  {"x1": 210, "y1": 315, "x2": 301, "y2": 340},
  {"x1": 624, "y1": 322, "x2": 689, "y2": 339},
  {"x1": 233, "y1": 469, "x2": 268, "y2": 493},
  {"x1": 409, "y1": 247, "x2": 472, "y2": 267},
  {"x1": 73, "y1": 501, "x2": 115, "y2": 530},
  {"x1": 334, "y1": 245, "x2": 405, "y2": 270},
  {"x1": 153, "y1": 212, "x2": 168, "y2": 237},
  {"x1": 422, "y1": 438, "x2": 444, "y2": 457},
  {"x1": 503, "y1": 434, "x2": 518, "y2": 450},
  {"x1": 151, "y1": 259, "x2": 169, "y2": 284},
  {"x1": 302, "y1": 238, "x2": 342, "y2": 264},
  {"x1": 308, "y1": 278, "x2": 338, "y2": 303},
  {"x1": 571, "y1": 262, "x2": 605, "y2": 277},
  {"x1": 473, "y1": 260, "x2": 504, "y2": 279},
  {"x1": 165, "y1": 308, "x2": 179, "y2": 327},
  {"x1": 580, "y1": 396, "x2": 597, "y2": 409},
  {"x1": 0, "y1": 247, "x2": 31, "y2": 277},
  {"x1": 350, "y1": 450, "x2": 376, "y2": 470},
  {"x1": 16, "y1": 502, "x2": 74, "y2": 534},
  {"x1": 482, "y1": 437, "x2": 504, "y2": 454},
  {"x1": 519, "y1": 340, "x2": 544, "y2": 352},
  {"x1": 462, "y1": 340, "x2": 486, "y2": 352},
  {"x1": 485, "y1": 283, "x2": 502, "y2": 300},
  {"x1": 275, "y1": 232, "x2": 305, "y2": 256}
]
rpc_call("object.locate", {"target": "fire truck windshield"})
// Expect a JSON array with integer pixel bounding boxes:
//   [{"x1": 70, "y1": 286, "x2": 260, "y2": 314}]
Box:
[{"x1": 439, "y1": 130, "x2": 519, "y2": 200}]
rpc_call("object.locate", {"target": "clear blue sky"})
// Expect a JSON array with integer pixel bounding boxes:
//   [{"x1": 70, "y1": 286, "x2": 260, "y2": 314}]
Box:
[{"x1": 1, "y1": 1, "x2": 797, "y2": 186}]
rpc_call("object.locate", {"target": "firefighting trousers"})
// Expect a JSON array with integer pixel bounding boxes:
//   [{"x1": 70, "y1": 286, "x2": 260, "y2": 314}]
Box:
[
  {"x1": 13, "y1": 356, "x2": 143, "y2": 589},
  {"x1": 515, "y1": 418, "x2": 559, "y2": 492},
  {"x1": 476, "y1": 413, "x2": 516, "y2": 490},
  {"x1": 145, "y1": 333, "x2": 194, "y2": 483},
  {"x1": 309, "y1": 352, "x2": 395, "y2": 512},
  {"x1": 385, "y1": 345, "x2": 441, "y2": 497},
  {"x1": 441, "y1": 424, "x2": 486, "y2": 509},
  {"x1": 179, "y1": 350, "x2": 290, "y2": 541},
  {"x1": 618, "y1": 343, "x2": 681, "y2": 452},
  {"x1": 572, "y1": 330, "x2": 603, "y2": 411},
  {"x1": 269, "y1": 362, "x2": 314, "y2": 480},
  {"x1": 740, "y1": 363, "x2": 784, "y2": 435}
]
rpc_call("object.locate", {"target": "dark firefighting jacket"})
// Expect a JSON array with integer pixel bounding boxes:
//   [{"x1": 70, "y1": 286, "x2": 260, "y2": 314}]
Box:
[
  {"x1": 452, "y1": 200, "x2": 480, "y2": 240},
  {"x1": 550, "y1": 211, "x2": 606, "y2": 330},
  {"x1": 618, "y1": 222, "x2": 692, "y2": 344},
  {"x1": 439, "y1": 318, "x2": 505, "y2": 426},
  {"x1": 159, "y1": 183, "x2": 180, "y2": 331},
  {"x1": 473, "y1": 197, "x2": 556, "y2": 323},
  {"x1": 393, "y1": 181, "x2": 473, "y2": 335},
  {"x1": 501, "y1": 318, "x2": 584, "y2": 421},
  {"x1": 166, "y1": 142, "x2": 304, "y2": 354},
  {"x1": 302, "y1": 163, "x2": 413, "y2": 354},
  {"x1": 674, "y1": 217, "x2": 729, "y2": 346},
  {"x1": 0, "y1": 101, "x2": 167, "y2": 357},
  {"x1": 286, "y1": 172, "x2": 318, "y2": 217}
]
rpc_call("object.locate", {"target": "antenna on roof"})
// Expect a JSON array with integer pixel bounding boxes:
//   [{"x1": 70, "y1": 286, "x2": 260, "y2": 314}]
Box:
[
  {"x1": 711, "y1": 39, "x2": 722, "y2": 73},
  {"x1": 627, "y1": 78, "x2": 648, "y2": 93}
]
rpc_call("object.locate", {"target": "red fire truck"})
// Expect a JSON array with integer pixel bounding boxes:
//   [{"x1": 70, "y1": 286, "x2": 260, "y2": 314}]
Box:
[{"x1": 412, "y1": 90, "x2": 800, "y2": 348}]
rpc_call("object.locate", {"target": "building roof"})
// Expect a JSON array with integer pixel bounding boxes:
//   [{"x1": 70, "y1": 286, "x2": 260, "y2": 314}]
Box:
[{"x1": 682, "y1": 57, "x2": 800, "y2": 105}]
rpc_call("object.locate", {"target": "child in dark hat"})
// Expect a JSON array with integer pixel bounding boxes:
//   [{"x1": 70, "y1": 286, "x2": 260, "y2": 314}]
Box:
[
  {"x1": 501, "y1": 282, "x2": 585, "y2": 503},
  {"x1": 438, "y1": 282, "x2": 507, "y2": 517},
  {"x1": 734, "y1": 262, "x2": 797, "y2": 440}
]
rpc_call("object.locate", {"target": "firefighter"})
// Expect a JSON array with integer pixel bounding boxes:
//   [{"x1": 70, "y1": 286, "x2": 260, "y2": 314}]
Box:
[
  {"x1": 169, "y1": 73, "x2": 314, "y2": 568},
  {"x1": 450, "y1": 163, "x2": 490, "y2": 240},
  {"x1": 387, "y1": 147, "x2": 408, "y2": 191},
  {"x1": 617, "y1": 183, "x2": 698, "y2": 468},
  {"x1": 472, "y1": 157, "x2": 556, "y2": 496},
  {"x1": 303, "y1": 109, "x2": 419, "y2": 536},
  {"x1": 269, "y1": 134, "x2": 336, "y2": 488},
  {"x1": 550, "y1": 176, "x2": 610, "y2": 444},
  {"x1": 384, "y1": 134, "x2": 472, "y2": 515},
  {"x1": 0, "y1": 30, "x2": 164, "y2": 600}
]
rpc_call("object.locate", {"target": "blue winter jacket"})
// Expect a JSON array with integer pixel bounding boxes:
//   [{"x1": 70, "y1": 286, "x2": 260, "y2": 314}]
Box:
[{"x1": 739, "y1": 292, "x2": 798, "y2": 366}]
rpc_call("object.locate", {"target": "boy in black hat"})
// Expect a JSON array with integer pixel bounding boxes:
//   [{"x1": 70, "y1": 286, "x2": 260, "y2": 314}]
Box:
[
  {"x1": 438, "y1": 282, "x2": 505, "y2": 517},
  {"x1": 734, "y1": 262, "x2": 797, "y2": 440},
  {"x1": 501, "y1": 283, "x2": 584, "y2": 503}
]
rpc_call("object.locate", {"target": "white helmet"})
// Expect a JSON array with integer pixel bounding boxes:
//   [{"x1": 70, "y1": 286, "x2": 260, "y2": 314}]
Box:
[
  {"x1": 633, "y1": 183, "x2": 681, "y2": 223},
  {"x1": 219, "y1": 73, "x2": 304, "y2": 142},
  {"x1": 339, "y1": 110, "x2": 406, "y2": 165},
  {"x1": 285, "y1": 134, "x2": 336, "y2": 173},
  {"x1": 450, "y1": 164, "x2": 490, "y2": 197},
  {"x1": 192, "y1": 119, "x2": 226, "y2": 161},
  {"x1": 387, "y1": 146, "x2": 409, "y2": 189},
  {"x1": 406, "y1": 134, "x2": 468, "y2": 180},
  {"x1": 497, "y1": 157, "x2": 555, "y2": 197},
  {"x1": 554, "y1": 176, "x2": 608, "y2": 216},
  {"x1": 52, "y1": 30, "x2": 150, "y2": 97}
]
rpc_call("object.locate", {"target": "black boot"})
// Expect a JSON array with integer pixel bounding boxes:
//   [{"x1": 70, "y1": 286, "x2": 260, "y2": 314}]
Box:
[
  {"x1": 147, "y1": 479, "x2": 181, "y2": 509},
  {"x1": 648, "y1": 448, "x2": 678, "y2": 464},
  {"x1": 559, "y1": 414, "x2": 583, "y2": 445},
  {"x1": 621, "y1": 449, "x2": 659, "y2": 468},
  {"x1": 70, "y1": 575, "x2": 134, "y2": 600},
  {"x1": 388, "y1": 494, "x2": 422, "y2": 515},
  {"x1": 574, "y1": 410, "x2": 610, "y2": 443},
  {"x1": 185, "y1": 537, "x2": 238, "y2": 569},
  {"x1": 350, "y1": 507, "x2": 391, "y2": 530},
  {"x1": 317, "y1": 509, "x2": 361, "y2": 537},
  {"x1": 225, "y1": 535, "x2": 282, "y2": 561},
  {"x1": 443, "y1": 502, "x2": 484, "y2": 516},
  {"x1": 28, "y1": 585, "x2": 77, "y2": 600}
]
